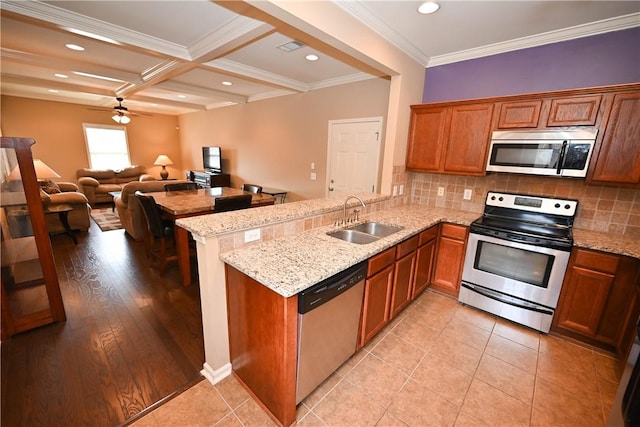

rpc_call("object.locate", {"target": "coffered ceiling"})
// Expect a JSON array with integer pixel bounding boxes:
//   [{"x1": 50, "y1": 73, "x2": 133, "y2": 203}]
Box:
[{"x1": 1, "y1": 1, "x2": 638, "y2": 118}]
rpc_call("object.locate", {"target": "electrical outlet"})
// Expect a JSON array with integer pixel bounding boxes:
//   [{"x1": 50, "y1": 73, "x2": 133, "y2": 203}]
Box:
[
  {"x1": 244, "y1": 228, "x2": 261, "y2": 243},
  {"x1": 463, "y1": 189, "x2": 472, "y2": 200},
  {"x1": 392, "y1": 185, "x2": 398, "y2": 196},
  {"x1": 437, "y1": 187, "x2": 445, "y2": 197},
  {"x1": 399, "y1": 184, "x2": 404, "y2": 195},
  {"x1": 310, "y1": 172, "x2": 316, "y2": 180},
  {"x1": 311, "y1": 162, "x2": 315, "y2": 170}
]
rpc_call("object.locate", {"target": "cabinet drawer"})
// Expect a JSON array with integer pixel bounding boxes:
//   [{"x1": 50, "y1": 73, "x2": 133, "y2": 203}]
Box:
[
  {"x1": 368, "y1": 247, "x2": 396, "y2": 276},
  {"x1": 396, "y1": 236, "x2": 419, "y2": 259},
  {"x1": 418, "y1": 226, "x2": 438, "y2": 246},
  {"x1": 574, "y1": 248, "x2": 619, "y2": 274},
  {"x1": 440, "y1": 223, "x2": 467, "y2": 241}
]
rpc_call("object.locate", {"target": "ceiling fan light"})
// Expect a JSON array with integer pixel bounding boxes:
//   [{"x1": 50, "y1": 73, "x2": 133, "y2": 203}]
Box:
[
  {"x1": 120, "y1": 115, "x2": 131, "y2": 124},
  {"x1": 112, "y1": 113, "x2": 130, "y2": 124},
  {"x1": 418, "y1": 1, "x2": 440, "y2": 14}
]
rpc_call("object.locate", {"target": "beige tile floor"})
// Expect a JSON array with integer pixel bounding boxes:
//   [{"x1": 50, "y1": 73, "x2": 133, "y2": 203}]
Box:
[{"x1": 130, "y1": 290, "x2": 621, "y2": 427}]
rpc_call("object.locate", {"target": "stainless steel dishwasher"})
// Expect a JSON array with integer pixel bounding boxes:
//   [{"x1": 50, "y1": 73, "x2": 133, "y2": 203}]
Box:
[{"x1": 296, "y1": 261, "x2": 367, "y2": 404}]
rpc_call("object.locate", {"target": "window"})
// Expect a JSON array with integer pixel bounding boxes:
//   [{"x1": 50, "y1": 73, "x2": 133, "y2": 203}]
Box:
[{"x1": 82, "y1": 124, "x2": 131, "y2": 169}]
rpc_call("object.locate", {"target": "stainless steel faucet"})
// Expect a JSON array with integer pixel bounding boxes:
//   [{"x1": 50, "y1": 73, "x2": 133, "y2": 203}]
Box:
[{"x1": 342, "y1": 195, "x2": 366, "y2": 225}]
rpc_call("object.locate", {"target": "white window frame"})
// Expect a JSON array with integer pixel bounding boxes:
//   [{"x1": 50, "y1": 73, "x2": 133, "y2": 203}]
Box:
[{"x1": 82, "y1": 123, "x2": 131, "y2": 170}]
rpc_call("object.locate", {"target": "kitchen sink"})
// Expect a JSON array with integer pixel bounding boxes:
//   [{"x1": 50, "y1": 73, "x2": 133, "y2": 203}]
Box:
[
  {"x1": 327, "y1": 222, "x2": 403, "y2": 244},
  {"x1": 347, "y1": 222, "x2": 403, "y2": 238},
  {"x1": 327, "y1": 229, "x2": 380, "y2": 245}
]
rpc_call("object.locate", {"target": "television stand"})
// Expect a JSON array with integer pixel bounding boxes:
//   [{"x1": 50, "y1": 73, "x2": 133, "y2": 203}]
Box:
[{"x1": 187, "y1": 170, "x2": 231, "y2": 188}]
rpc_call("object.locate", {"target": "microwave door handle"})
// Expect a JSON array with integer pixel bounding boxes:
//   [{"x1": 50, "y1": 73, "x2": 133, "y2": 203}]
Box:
[{"x1": 557, "y1": 140, "x2": 568, "y2": 175}]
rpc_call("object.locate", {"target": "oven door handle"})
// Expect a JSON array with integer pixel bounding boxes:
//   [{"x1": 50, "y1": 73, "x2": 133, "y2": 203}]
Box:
[{"x1": 461, "y1": 282, "x2": 554, "y2": 315}]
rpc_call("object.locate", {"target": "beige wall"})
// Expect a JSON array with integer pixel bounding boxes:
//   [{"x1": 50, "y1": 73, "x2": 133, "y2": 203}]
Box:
[
  {"x1": 178, "y1": 78, "x2": 390, "y2": 201},
  {"x1": 1, "y1": 96, "x2": 181, "y2": 182}
]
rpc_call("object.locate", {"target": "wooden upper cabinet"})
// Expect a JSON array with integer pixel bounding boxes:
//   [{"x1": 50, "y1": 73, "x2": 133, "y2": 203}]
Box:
[
  {"x1": 406, "y1": 106, "x2": 449, "y2": 171},
  {"x1": 443, "y1": 104, "x2": 494, "y2": 174},
  {"x1": 547, "y1": 95, "x2": 601, "y2": 126},
  {"x1": 497, "y1": 100, "x2": 542, "y2": 128},
  {"x1": 590, "y1": 91, "x2": 640, "y2": 184},
  {"x1": 406, "y1": 103, "x2": 493, "y2": 175}
]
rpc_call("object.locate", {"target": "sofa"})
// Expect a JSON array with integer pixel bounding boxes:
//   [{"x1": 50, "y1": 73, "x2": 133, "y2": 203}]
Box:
[
  {"x1": 41, "y1": 182, "x2": 92, "y2": 233},
  {"x1": 2, "y1": 182, "x2": 91, "y2": 238},
  {"x1": 77, "y1": 165, "x2": 155, "y2": 206},
  {"x1": 114, "y1": 179, "x2": 191, "y2": 241}
]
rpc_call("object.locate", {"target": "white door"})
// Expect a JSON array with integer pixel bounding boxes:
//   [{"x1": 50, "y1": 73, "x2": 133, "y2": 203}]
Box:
[{"x1": 327, "y1": 117, "x2": 383, "y2": 198}]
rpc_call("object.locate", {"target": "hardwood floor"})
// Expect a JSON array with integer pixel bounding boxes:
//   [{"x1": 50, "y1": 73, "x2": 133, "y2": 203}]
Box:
[{"x1": 1, "y1": 217, "x2": 205, "y2": 426}]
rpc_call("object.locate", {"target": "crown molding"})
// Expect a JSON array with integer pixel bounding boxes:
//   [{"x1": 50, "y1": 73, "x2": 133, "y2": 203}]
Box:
[
  {"x1": 335, "y1": 1, "x2": 430, "y2": 66},
  {"x1": 204, "y1": 58, "x2": 309, "y2": 93},
  {"x1": 1, "y1": 0, "x2": 190, "y2": 60},
  {"x1": 428, "y1": 13, "x2": 640, "y2": 67}
]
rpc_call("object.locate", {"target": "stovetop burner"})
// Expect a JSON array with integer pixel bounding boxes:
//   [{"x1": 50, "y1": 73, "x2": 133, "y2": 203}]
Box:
[{"x1": 471, "y1": 191, "x2": 578, "y2": 251}]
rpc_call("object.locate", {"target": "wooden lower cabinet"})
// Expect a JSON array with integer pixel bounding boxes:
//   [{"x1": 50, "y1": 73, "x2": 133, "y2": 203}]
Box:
[
  {"x1": 431, "y1": 223, "x2": 468, "y2": 297},
  {"x1": 390, "y1": 236, "x2": 418, "y2": 318},
  {"x1": 553, "y1": 248, "x2": 640, "y2": 353},
  {"x1": 360, "y1": 246, "x2": 395, "y2": 347},
  {"x1": 412, "y1": 226, "x2": 438, "y2": 298}
]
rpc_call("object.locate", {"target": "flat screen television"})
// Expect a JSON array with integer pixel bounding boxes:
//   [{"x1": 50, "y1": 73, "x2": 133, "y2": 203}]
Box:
[{"x1": 202, "y1": 146, "x2": 222, "y2": 172}]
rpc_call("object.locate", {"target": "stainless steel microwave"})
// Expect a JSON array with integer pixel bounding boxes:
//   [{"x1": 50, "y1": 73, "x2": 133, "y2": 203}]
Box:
[{"x1": 486, "y1": 129, "x2": 598, "y2": 177}]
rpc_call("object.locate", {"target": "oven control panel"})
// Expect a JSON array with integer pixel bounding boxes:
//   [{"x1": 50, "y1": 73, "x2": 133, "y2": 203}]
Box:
[{"x1": 485, "y1": 192, "x2": 578, "y2": 216}]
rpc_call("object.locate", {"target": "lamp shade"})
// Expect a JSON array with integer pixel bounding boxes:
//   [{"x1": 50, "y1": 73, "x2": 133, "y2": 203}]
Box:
[
  {"x1": 112, "y1": 113, "x2": 131, "y2": 124},
  {"x1": 8, "y1": 159, "x2": 61, "y2": 180},
  {"x1": 153, "y1": 155, "x2": 174, "y2": 166}
]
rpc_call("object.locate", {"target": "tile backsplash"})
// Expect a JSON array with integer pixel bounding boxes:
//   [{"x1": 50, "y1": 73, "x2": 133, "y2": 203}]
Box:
[{"x1": 400, "y1": 170, "x2": 639, "y2": 238}]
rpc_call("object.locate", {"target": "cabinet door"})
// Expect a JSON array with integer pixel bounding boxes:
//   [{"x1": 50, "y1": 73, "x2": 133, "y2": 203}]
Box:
[
  {"x1": 497, "y1": 100, "x2": 542, "y2": 128},
  {"x1": 555, "y1": 266, "x2": 614, "y2": 337},
  {"x1": 547, "y1": 95, "x2": 601, "y2": 126},
  {"x1": 442, "y1": 103, "x2": 494, "y2": 174},
  {"x1": 431, "y1": 224, "x2": 467, "y2": 298},
  {"x1": 590, "y1": 91, "x2": 640, "y2": 184},
  {"x1": 360, "y1": 265, "x2": 394, "y2": 347},
  {"x1": 413, "y1": 238, "x2": 436, "y2": 298},
  {"x1": 391, "y1": 251, "x2": 416, "y2": 318},
  {"x1": 406, "y1": 106, "x2": 449, "y2": 171}
]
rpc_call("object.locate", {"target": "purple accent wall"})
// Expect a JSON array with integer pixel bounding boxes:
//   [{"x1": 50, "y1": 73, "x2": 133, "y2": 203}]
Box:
[{"x1": 423, "y1": 27, "x2": 640, "y2": 102}]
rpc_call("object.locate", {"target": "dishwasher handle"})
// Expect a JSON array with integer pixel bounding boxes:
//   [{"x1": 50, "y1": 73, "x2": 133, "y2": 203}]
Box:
[{"x1": 298, "y1": 261, "x2": 367, "y2": 314}]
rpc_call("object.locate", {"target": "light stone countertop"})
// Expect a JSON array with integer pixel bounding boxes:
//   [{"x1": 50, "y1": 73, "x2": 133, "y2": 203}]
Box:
[
  {"x1": 573, "y1": 229, "x2": 640, "y2": 259},
  {"x1": 176, "y1": 192, "x2": 390, "y2": 238},
  {"x1": 220, "y1": 205, "x2": 478, "y2": 297},
  {"x1": 184, "y1": 196, "x2": 638, "y2": 298}
]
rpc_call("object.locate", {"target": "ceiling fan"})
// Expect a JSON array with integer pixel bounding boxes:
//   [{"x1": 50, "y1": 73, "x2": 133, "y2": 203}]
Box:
[{"x1": 88, "y1": 97, "x2": 151, "y2": 124}]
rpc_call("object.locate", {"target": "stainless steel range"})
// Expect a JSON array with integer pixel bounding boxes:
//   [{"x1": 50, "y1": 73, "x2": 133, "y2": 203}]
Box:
[{"x1": 459, "y1": 191, "x2": 578, "y2": 333}]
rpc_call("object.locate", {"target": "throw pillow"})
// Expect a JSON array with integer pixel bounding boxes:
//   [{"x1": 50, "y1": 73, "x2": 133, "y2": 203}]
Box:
[{"x1": 40, "y1": 179, "x2": 62, "y2": 194}]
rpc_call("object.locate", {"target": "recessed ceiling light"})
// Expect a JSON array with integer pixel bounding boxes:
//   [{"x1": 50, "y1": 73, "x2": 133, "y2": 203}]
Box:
[
  {"x1": 65, "y1": 43, "x2": 85, "y2": 51},
  {"x1": 222, "y1": 81, "x2": 232, "y2": 86},
  {"x1": 418, "y1": 1, "x2": 440, "y2": 14},
  {"x1": 48, "y1": 89, "x2": 59, "y2": 93},
  {"x1": 54, "y1": 73, "x2": 68, "y2": 79},
  {"x1": 177, "y1": 94, "x2": 187, "y2": 99},
  {"x1": 305, "y1": 54, "x2": 319, "y2": 61}
]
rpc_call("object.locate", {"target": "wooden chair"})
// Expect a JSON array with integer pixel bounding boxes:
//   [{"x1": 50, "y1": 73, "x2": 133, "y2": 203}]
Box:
[
  {"x1": 241, "y1": 184, "x2": 262, "y2": 194},
  {"x1": 135, "y1": 191, "x2": 177, "y2": 273},
  {"x1": 214, "y1": 194, "x2": 252, "y2": 213},
  {"x1": 164, "y1": 182, "x2": 198, "y2": 192}
]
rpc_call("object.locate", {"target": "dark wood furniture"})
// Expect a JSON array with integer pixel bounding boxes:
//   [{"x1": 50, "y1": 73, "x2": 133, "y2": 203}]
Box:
[
  {"x1": 187, "y1": 170, "x2": 231, "y2": 188},
  {"x1": 406, "y1": 83, "x2": 640, "y2": 186},
  {"x1": 44, "y1": 203, "x2": 76, "y2": 244},
  {"x1": 135, "y1": 192, "x2": 179, "y2": 274},
  {"x1": 213, "y1": 194, "x2": 252, "y2": 213},
  {"x1": 0, "y1": 137, "x2": 66, "y2": 339},
  {"x1": 151, "y1": 188, "x2": 275, "y2": 286},
  {"x1": 241, "y1": 183, "x2": 262, "y2": 194}
]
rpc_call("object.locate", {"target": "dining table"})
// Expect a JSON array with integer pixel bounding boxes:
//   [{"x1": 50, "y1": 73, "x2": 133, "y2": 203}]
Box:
[{"x1": 150, "y1": 187, "x2": 275, "y2": 286}]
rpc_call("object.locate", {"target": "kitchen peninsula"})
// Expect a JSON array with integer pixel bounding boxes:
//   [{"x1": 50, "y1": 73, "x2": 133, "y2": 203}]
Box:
[{"x1": 177, "y1": 195, "x2": 640, "y2": 427}]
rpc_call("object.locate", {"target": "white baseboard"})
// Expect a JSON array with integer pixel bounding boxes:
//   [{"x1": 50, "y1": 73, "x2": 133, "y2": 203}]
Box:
[{"x1": 201, "y1": 362, "x2": 232, "y2": 385}]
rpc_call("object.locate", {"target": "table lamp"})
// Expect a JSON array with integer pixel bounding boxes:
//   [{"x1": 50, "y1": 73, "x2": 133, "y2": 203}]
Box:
[
  {"x1": 8, "y1": 159, "x2": 61, "y2": 181},
  {"x1": 153, "y1": 154, "x2": 174, "y2": 180}
]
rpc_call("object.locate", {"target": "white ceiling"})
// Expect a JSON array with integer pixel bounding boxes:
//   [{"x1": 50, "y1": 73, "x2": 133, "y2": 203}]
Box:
[{"x1": 1, "y1": 1, "x2": 638, "y2": 118}]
